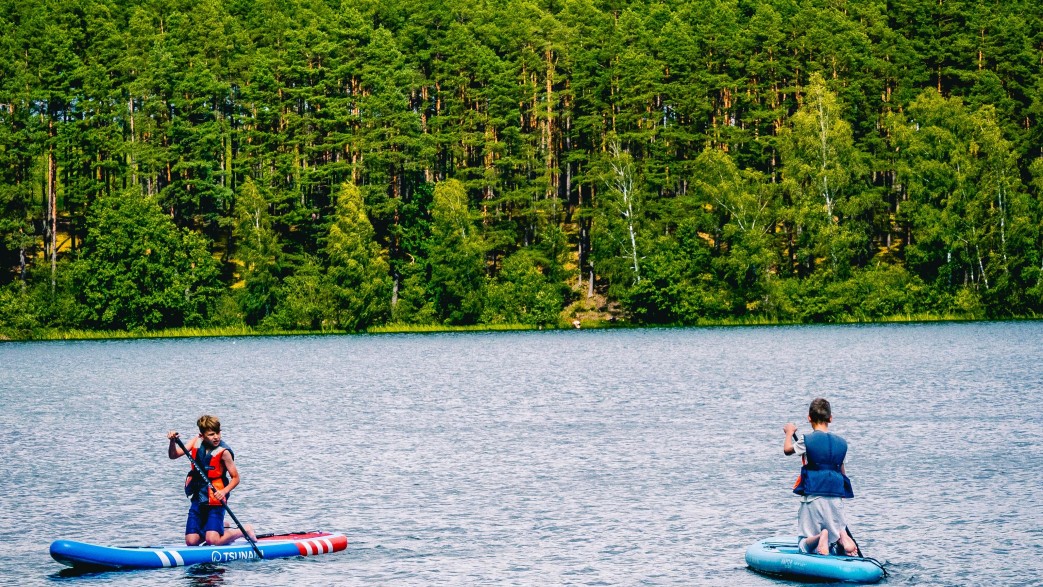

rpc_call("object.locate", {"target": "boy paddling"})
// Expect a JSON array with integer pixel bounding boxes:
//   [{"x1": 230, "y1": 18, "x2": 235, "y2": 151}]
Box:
[
  {"x1": 783, "y1": 398, "x2": 859, "y2": 556},
  {"x1": 168, "y1": 415, "x2": 255, "y2": 546}
]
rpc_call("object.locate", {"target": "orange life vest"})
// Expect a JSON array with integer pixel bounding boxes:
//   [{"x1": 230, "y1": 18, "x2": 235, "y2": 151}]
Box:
[{"x1": 184, "y1": 437, "x2": 234, "y2": 506}]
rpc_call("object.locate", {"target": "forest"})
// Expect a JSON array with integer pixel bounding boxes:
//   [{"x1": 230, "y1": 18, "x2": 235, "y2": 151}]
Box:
[{"x1": 2, "y1": 0, "x2": 1043, "y2": 336}]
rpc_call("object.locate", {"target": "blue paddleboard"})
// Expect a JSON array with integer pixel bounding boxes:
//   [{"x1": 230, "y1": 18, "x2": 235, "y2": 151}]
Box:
[
  {"x1": 745, "y1": 536, "x2": 885, "y2": 583},
  {"x1": 50, "y1": 531, "x2": 347, "y2": 570}
]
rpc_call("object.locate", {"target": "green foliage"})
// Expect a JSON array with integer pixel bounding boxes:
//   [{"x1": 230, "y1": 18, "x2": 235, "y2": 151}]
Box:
[
  {"x1": 390, "y1": 263, "x2": 439, "y2": 325},
  {"x1": 778, "y1": 73, "x2": 871, "y2": 278},
  {"x1": 0, "y1": 282, "x2": 40, "y2": 336},
  {"x1": 591, "y1": 142, "x2": 646, "y2": 299},
  {"x1": 71, "y1": 188, "x2": 221, "y2": 330},
  {"x1": 891, "y1": 90, "x2": 1037, "y2": 315},
  {"x1": 799, "y1": 265, "x2": 930, "y2": 322},
  {"x1": 322, "y1": 181, "x2": 392, "y2": 331},
  {"x1": 691, "y1": 148, "x2": 780, "y2": 309},
  {"x1": 263, "y1": 259, "x2": 333, "y2": 331},
  {"x1": 428, "y1": 179, "x2": 486, "y2": 324},
  {"x1": 233, "y1": 177, "x2": 283, "y2": 325},
  {"x1": 483, "y1": 249, "x2": 565, "y2": 326},
  {"x1": 3, "y1": 0, "x2": 1043, "y2": 333},
  {"x1": 623, "y1": 226, "x2": 733, "y2": 324},
  {"x1": 22, "y1": 261, "x2": 83, "y2": 329},
  {"x1": 207, "y1": 293, "x2": 246, "y2": 328}
]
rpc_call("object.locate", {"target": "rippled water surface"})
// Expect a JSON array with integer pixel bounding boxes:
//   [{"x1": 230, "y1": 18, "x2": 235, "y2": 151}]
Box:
[{"x1": 2, "y1": 322, "x2": 1042, "y2": 586}]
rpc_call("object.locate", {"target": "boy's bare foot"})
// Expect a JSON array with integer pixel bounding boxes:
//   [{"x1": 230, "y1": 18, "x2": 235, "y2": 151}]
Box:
[
  {"x1": 840, "y1": 532, "x2": 858, "y2": 556},
  {"x1": 815, "y1": 530, "x2": 830, "y2": 555}
]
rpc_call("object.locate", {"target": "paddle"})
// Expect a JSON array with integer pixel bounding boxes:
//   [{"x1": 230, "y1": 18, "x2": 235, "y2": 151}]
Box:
[
  {"x1": 172, "y1": 434, "x2": 263, "y2": 559},
  {"x1": 844, "y1": 526, "x2": 864, "y2": 557},
  {"x1": 842, "y1": 526, "x2": 890, "y2": 577}
]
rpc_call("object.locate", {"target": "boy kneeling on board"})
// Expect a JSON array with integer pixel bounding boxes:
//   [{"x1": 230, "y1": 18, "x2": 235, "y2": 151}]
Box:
[
  {"x1": 168, "y1": 415, "x2": 255, "y2": 546},
  {"x1": 783, "y1": 398, "x2": 859, "y2": 556}
]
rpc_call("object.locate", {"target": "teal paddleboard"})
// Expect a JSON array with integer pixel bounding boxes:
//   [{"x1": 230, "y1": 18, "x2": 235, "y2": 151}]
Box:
[{"x1": 745, "y1": 536, "x2": 885, "y2": 583}]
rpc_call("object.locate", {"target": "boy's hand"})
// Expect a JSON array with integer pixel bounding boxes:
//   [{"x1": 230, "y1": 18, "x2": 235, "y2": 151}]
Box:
[
  {"x1": 167, "y1": 430, "x2": 179, "y2": 440},
  {"x1": 782, "y1": 423, "x2": 798, "y2": 455}
]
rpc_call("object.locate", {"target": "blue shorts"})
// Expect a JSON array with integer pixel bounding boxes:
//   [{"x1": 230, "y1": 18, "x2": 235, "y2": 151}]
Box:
[{"x1": 185, "y1": 500, "x2": 226, "y2": 537}]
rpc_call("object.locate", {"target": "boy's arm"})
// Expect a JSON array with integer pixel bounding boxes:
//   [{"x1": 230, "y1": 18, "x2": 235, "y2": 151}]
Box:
[
  {"x1": 167, "y1": 431, "x2": 195, "y2": 459},
  {"x1": 213, "y1": 450, "x2": 240, "y2": 503},
  {"x1": 782, "y1": 423, "x2": 797, "y2": 455}
]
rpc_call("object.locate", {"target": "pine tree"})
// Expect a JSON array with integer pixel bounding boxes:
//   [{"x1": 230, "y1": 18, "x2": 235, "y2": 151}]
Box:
[
  {"x1": 323, "y1": 181, "x2": 392, "y2": 331},
  {"x1": 428, "y1": 178, "x2": 486, "y2": 324}
]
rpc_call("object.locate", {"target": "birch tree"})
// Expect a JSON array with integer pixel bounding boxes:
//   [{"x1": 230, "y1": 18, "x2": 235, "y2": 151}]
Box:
[
  {"x1": 692, "y1": 148, "x2": 779, "y2": 306},
  {"x1": 778, "y1": 73, "x2": 868, "y2": 277},
  {"x1": 233, "y1": 177, "x2": 283, "y2": 324},
  {"x1": 892, "y1": 90, "x2": 1035, "y2": 310},
  {"x1": 592, "y1": 140, "x2": 643, "y2": 292}
]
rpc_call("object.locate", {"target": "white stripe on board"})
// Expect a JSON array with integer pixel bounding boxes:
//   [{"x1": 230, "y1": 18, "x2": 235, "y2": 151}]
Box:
[
  {"x1": 154, "y1": 551, "x2": 171, "y2": 567},
  {"x1": 169, "y1": 550, "x2": 185, "y2": 566},
  {"x1": 320, "y1": 538, "x2": 334, "y2": 553}
]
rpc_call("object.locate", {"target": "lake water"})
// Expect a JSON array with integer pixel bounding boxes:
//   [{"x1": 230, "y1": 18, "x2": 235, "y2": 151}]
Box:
[{"x1": 1, "y1": 322, "x2": 1041, "y2": 586}]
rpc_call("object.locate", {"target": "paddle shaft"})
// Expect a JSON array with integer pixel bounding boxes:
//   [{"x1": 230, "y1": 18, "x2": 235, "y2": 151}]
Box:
[{"x1": 173, "y1": 434, "x2": 263, "y2": 559}]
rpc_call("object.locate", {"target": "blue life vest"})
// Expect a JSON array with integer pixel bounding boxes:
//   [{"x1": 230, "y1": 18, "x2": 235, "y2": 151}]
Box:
[
  {"x1": 793, "y1": 431, "x2": 854, "y2": 498},
  {"x1": 184, "y1": 438, "x2": 234, "y2": 504}
]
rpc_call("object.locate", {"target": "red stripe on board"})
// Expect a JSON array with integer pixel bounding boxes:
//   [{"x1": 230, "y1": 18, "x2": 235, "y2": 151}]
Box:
[{"x1": 291, "y1": 534, "x2": 347, "y2": 555}]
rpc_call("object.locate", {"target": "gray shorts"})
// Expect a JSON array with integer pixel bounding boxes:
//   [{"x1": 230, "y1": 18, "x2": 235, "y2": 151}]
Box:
[{"x1": 796, "y1": 495, "x2": 849, "y2": 551}]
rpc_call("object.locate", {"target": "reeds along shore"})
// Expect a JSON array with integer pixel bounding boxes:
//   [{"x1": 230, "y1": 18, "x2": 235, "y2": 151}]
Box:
[{"x1": 3, "y1": 313, "x2": 1010, "y2": 342}]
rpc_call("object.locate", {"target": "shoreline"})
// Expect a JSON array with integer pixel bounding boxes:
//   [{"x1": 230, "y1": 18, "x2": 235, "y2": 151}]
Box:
[{"x1": 2, "y1": 313, "x2": 1030, "y2": 343}]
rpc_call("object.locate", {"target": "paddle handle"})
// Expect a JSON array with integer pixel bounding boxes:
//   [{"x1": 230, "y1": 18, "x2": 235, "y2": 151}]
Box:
[{"x1": 173, "y1": 434, "x2": 263, "y2": 559}]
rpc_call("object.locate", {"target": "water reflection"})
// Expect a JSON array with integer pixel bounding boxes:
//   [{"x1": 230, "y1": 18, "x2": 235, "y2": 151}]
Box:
[
  {"x1": 184, "y1": 564, "x2": 226, "y2": 586},
  {"x1": 49, "y1": 567, "x2": 112, "y2": 581}
]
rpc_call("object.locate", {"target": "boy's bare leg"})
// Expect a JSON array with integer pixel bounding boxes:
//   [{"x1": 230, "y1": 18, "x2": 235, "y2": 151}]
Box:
[
  {"x1": 802, "y1": 529, "x2": 830, "y2": 555},
  {"x1": 206, "y1": 523, "x2": 256, "y2": 546},
  {"x1": 840, "y1": 529, "x2": 858, "y2": 556},
  {"x1": 236, "y1": 523, "x2": 256, "y2": 542}
]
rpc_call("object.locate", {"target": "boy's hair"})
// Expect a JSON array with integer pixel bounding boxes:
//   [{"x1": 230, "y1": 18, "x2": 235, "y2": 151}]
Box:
[
  {"x1": 808, "y1": 398, "x2": 832, "y2": 424},
  {"x1": 197, "y1": 414, "x2": 221, "y2": 433}
]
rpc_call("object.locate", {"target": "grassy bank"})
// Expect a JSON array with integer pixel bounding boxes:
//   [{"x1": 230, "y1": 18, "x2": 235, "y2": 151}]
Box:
[
  {"x1": 2, "y1": 325, "x2": 303, "y2": 341},
  {"x1": 1, "y1": 322, "x2": 542, "y2": 341},
  {"x1": 368, "y1": 323, "x2": 537, "y2": 334},
  {"x1": 0, "y1": 313, "x2": 1025, "y2": 342},
  {"x1": 689, "y1": 312, "x2": 980, "y2": 327}
]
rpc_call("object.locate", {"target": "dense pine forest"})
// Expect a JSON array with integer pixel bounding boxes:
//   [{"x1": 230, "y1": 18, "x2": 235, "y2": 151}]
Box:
[{"x1": 2, "y1": 0, "x2": 1043, "y2": 335}]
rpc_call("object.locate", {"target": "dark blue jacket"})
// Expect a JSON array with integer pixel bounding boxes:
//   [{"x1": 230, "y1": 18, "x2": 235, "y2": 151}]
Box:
[{"x1": 793, "y1": 431, "x2": 854, "y2": 498}]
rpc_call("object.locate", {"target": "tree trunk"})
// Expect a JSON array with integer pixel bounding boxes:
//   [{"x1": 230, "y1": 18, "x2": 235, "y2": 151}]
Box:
[
  {"x1": 48, "y1": 123, "x2": 57, "y2": 292},
  {"x1": 544, "y1": 47, "x2": 555, "y2": 201}
]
